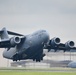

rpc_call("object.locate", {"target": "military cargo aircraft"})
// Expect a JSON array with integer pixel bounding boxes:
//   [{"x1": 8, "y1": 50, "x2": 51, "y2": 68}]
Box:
[{"x1": 0, "y1": 28, "x2": 76, "y2": 62}]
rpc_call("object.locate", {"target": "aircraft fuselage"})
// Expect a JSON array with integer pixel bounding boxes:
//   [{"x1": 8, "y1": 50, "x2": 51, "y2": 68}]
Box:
[{"x1": 3, "y1": 30, "x2": 49, "y2": 61}]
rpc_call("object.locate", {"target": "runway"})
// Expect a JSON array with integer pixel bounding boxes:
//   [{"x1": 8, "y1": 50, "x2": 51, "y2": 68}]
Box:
[{"x1": 0, "y1": 67, "x2": 76, "y2": 72}]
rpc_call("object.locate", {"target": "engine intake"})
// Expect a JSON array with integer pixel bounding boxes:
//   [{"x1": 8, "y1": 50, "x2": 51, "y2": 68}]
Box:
[
  {"x1": 10, "y1": 36, "x2": 21, "y2": 46},
  {"x1": 65, "y1": 41, "x2": 75, "y2": 49},
  {"x1": 50, "y1": 37, "x2": 60, "y2": 46}
]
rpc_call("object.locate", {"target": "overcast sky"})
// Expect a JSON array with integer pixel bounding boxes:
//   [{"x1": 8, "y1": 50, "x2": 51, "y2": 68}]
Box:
[
  {"x1": 0, "y1": 0, "x2": 76, "y2": 67},
  {"x1": 0, "y1": 0, "x2": 76, "y2": 42}
]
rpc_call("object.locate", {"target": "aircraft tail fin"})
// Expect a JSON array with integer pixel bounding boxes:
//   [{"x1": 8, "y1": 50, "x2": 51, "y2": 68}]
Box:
[{"x1": 0, "y1": 27, "x2": 9, "y2": 40}]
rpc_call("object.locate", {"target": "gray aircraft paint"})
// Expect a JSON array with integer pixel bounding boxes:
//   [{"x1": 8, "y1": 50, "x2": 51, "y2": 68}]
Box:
[
  {"x1": 0, "y1": 27, "x2": 76, "y2": 62},
  {"x1": 2, "y1": 29, "x2": 49, "y2": 62}
]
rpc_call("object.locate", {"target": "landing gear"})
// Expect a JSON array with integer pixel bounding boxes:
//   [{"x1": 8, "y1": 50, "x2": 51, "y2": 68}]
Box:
[
  {"x1": 13, "y1": 53, "x2": 21, "y2": 61},
  {"x1": 33, "y1": 53, "x2": 45, "y2": 62}
]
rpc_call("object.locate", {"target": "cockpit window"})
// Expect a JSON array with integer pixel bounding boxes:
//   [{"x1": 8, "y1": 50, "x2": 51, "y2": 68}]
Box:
[
  {"x1": 41, "y1": 30, "x2": 46, "y2": 32},
  {"x1": 32, "y1": 30, "x2": 46, "y2": 36}
]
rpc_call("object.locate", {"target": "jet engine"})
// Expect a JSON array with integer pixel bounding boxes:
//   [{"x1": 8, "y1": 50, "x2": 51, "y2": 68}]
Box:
[
  {"x1": 10, "y1": 36, "x2": 21, "y2": 46},
  {"x1": 50, "y1": 37, "x2": 60, "y2": 46},
  {"x1": 65, "y1": 41, "x2": 75, "y2": 49}
]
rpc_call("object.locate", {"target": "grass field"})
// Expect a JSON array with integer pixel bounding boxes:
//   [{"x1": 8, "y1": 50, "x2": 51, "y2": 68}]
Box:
[
  {"x1": 0, "y1": 68, "x2": 76, "y2": 75},
  {"x1": 0, "y1": 71, "x2": 76, "y2": 75}
]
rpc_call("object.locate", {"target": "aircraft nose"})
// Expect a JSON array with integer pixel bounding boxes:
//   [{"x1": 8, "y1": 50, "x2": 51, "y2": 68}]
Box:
[
  {"x1": 46, "y1": 32, "x2": 50, "y2": 40},
  {"x1": 43, "y1": 31, "x2": 50, "y2": 43}
]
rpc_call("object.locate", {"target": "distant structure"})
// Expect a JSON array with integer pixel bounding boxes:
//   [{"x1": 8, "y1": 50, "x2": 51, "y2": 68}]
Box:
[
  {"x1": 11, "y1": 52, "x2": 76, "y2": 68},
  {"x1": 68, "y1": 61, "x2": 76, "y2": 68}
]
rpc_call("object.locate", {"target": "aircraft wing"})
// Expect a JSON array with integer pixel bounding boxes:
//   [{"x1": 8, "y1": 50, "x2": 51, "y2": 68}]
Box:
[
  {"x1": 0, "y1": 39, "x2": 11, "y2": 48},
  {"x1": 0, "y1": 31, "x2": 3, "y2": 34},
  {"x1": 56, "y1": 43, "x2": 76, "y2": 51},
  {"x1": 44, "y1": 37, "x2": 76, "y2": 52},
  {"x1": 7, "y1": 31, "x2": 24, "y2": 36},
  {"x1": 0, "y1": 28, "x2": 24, "y2": 36},
  {"x1": 0, "y1": 36, "x2": 25, "y2": 48},
  {"x1": 45, "y1": 43, "x2": 76, "y2": 52},
  {"x1": 0, "y1": 28, "x2": 25, "y2": 48}
]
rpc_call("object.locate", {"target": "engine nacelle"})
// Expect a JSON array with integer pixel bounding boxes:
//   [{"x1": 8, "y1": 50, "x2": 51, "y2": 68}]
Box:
[
  {"x1": 10, "y1": 36, "x2": 21, "y2": 46},
  {"x1": 50, "y1": 37, "x2": 60, "y2": 46},
  {"x1": 65, "y1": 41, "x2": 75, "y2": 49}
]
